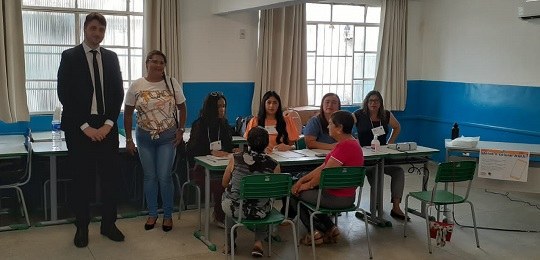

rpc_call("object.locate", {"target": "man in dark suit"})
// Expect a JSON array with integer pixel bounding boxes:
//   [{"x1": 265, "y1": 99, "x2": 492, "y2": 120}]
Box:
[{"x1": 57, "y1": 12, "x2": 125, "y2": 248}]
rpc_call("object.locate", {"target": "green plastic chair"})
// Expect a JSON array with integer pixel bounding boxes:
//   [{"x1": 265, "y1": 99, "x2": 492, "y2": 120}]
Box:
[
  {"x1": 403, "y1": 161, "x2": 480, "y2": 253},
  {"x1": 226, "y1": 173, "x2": 298, "y2": 259},
  {"x1": 296, "y1": 166, "x2": 372, "y2": 259}
]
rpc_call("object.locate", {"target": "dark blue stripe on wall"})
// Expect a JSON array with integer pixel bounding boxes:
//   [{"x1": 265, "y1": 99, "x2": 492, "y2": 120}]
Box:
[
  {"x1": 395, "y1": 80, "x2": 540, "y2": 161},
  {"x1": 182, "y1": 82, "x2": 254, "y2": 127}
]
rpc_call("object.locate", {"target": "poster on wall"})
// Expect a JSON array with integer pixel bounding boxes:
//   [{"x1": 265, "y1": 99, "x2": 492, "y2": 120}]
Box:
[{"x1": 478, "y1": 149, "x2": 530, "y2": 182}]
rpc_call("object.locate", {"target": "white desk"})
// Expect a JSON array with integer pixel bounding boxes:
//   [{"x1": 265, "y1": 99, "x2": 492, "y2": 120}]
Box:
[
  {"x1": 0, "y1": 143, "x2": 28, "y2": 158},
  {"x1": 34, "y1": 134, "x2": 126, "y2": 223},
  {"x1": 192, "y1": 146, "x2": 439, "y2": 249},
  {"x1": 32, "y1": 141, "x2": 68, "y2": 222},
  {"x1": 31, "y1": 131, "x2": 65, "y2": 142},
  {"x1": 445, "y1": 140, "x2": 540, "y2": 159},
  {"x1": 0, "y1": 134, "x2": 25, "y2": 145}
]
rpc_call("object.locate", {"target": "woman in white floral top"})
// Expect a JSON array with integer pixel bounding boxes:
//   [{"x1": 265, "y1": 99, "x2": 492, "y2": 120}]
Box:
[{"x1": 123, "y1": 50, "x2": 187, "y2": 232}]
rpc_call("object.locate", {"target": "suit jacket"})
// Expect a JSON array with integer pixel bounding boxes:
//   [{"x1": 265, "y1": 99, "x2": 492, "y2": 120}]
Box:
[{"x1": 57, "y1": 44, "x2": 124, "y2": 133}]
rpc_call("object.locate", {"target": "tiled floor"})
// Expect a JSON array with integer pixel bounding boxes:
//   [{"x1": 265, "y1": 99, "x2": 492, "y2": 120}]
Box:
[{"x1": 1, "y1": 164, "x2": 539, "y2": 259}]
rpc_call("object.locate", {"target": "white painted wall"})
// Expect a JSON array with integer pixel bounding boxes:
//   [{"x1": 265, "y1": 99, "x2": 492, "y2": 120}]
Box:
[
  {"x1": 406, "y1": 0, "x2": 424, "y2": 80},
  {"x1": 181, "y1": 0, "x2": 258, "y2": 82},
  {"x1": 416, "y1": 0, "x2": 540, "y2": 86}
]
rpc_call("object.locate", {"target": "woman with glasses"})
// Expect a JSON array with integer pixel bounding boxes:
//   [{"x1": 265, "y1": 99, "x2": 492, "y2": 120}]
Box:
[
  {"x1": 124, "y1": 50, "x2": 187, "y2": 232},
  {"x1": 304, "y1": 93, "x2": 341, "y2": 150},
  {"x1": 186, "y1": 91, "x2": 233, "y2": 228},
  {"x1": 244, "y1": 91, "x2": 299, "y2": 152},
  {"x1": 353, "y1": 90, "x2": 408, "y2": 221}
]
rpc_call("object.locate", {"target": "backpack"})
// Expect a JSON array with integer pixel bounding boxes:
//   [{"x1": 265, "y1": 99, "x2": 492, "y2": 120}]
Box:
[{"x1": 234, "y1": 115, "x2": 254, "y2": 136}]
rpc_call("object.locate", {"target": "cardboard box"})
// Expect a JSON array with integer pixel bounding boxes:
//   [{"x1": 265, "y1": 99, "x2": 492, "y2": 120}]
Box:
[{"x1": 290, "y1": 106, "x2": 320, "y2": 125}]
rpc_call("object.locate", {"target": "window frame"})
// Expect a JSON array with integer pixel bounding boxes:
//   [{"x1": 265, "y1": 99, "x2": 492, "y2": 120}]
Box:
[
  {"x1": 22, "y1": 2, "x2": 143, "y2": 114},
  {"x1": 306, "y1": 3, "x2": 380, "y2": 106}
]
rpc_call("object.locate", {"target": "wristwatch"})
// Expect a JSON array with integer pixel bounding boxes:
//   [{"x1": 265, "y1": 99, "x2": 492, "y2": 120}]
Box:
[{"x1": 178, "y1": 128, "x2": 185, "y2": 132}]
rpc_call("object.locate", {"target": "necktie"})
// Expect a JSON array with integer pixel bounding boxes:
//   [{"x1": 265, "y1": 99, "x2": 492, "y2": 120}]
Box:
[{"x1": 90, "y1": 50, "x2": 105, "y2": 115}]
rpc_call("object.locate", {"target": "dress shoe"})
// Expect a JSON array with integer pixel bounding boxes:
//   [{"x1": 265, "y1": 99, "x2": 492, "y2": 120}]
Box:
[
  {"x1": 145, "y1": 217, "x2": 157, "y2": 230},
  {"x1": 100, "y1": 224, "x2": 125, "y2": 242},
  {"x1": 390, "y1": 209, "x2": 410, "y2": 221},
  {"x1": 74, "y1": 227, "x2": 89, "y2": 248},
  {"x1": 162, "y1": 219, "x2": 173, "y2": 232}
]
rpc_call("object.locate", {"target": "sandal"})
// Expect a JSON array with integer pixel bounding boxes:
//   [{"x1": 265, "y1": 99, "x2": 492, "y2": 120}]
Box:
[
  {"x1": 300, "y1": 230, "x2": 324, "y2": 246},
  {"x1": 323, "y1": 226, "x2": 340, "y2": 244}
]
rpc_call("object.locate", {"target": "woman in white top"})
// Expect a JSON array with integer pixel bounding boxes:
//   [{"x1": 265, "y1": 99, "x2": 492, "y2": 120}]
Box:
[{"x1": 123, "y1": 50, "x2": 187, "y2": 232}]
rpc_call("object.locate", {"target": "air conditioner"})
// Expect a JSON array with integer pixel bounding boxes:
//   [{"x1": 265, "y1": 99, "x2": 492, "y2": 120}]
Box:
[{"x1": 518, "y1": 0, "x2": 540, "y2": 19}]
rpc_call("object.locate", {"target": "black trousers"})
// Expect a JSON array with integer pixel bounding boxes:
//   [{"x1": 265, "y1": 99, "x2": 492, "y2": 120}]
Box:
[{"x1": 65, "y1": 115, "x2": 120, "y2": 228}]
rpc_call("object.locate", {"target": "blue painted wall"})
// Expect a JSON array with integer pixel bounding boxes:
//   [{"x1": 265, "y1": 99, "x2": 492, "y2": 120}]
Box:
[
  {"x1": 3, "y1": 80, "x2": 539, "y2": 163},
  {"x1": 395, "y1": 80, "x2": 540, "y2": 161},
  {"x1": 0, "y1": 82, "x2": 255, "y2": 134}
]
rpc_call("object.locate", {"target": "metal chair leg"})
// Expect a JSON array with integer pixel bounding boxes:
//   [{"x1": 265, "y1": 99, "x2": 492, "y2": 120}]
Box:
[{"x1": 467, "y1": 201, "x2": 480, "y2": 248}]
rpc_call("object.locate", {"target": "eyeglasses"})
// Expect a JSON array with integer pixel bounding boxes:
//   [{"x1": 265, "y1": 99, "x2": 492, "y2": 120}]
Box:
[
  {"x1": 210, "y1": 91, "x2": 224, "y2": 97},
  {"x1": 148, "y1": 59, "x2": 166, "y2": 65},
  {"x1": 368, "y1": 99, "x2": 380, "y2": 104}
]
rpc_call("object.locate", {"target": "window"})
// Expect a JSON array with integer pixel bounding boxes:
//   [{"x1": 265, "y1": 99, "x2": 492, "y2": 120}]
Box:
[
  {"x1": 22, "y1": 0, "x2": 143, "y2": 113},
  {"x1": 306, "y1": 3, "x2": 381, "y2": 106}
]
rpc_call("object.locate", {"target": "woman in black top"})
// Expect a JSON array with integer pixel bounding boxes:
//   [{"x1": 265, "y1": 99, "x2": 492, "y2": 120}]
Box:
[
  {"x1": 186, "y1": 92, "x2": 233, "y2": 226},
  {"x1": 353, "y1": 90, "x2": 408, "y2": 220}
]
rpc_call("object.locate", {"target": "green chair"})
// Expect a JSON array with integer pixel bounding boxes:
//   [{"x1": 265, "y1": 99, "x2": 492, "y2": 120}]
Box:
[
  {"x1": 226, "y1": 173, "x2": 298, "y2": 259},
  {"x1": 403, "y1": 161, "x2": 480, "y2": 253},
  {"x1": 296, "y1": 166, "x2": 372, "y2": 259}
]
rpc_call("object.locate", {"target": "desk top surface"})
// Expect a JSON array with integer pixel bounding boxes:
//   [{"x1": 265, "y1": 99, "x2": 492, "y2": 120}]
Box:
[
  {"x1": 0, "y1": 134, "x2": 25, "y2": 144},
  {"x1": 445, "y1": 139, "x2": 540, "y2": 156},
  {"x1": 195, "y1": 145, "x2": 439, "y2": 170},
  {"x1": 0, "y1": 143, "x2": 28, "y2": 157}
]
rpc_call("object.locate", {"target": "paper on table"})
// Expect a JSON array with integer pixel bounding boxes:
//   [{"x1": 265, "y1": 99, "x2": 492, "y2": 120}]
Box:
[
  {"x1": 206, "y1": 154, "x2": 230, "y2": 162},
  {"x1": 294, "y1": 149, "x2": 330, "y2": 157},
  {"x1": 272, "y1": 150, "x2": 306, "y2": 158}
]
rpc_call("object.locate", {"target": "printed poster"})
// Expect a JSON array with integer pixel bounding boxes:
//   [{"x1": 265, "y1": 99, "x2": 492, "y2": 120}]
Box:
[{"x1": 478, "y1": 149, "x2": 529, "y2": 182}]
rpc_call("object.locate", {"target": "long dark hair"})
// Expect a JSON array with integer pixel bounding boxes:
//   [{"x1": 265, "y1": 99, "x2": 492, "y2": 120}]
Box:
[
  {"x1": 318, "y1": 93, "x2": 341, "y2": 135},
  {"x1": 246, "y1": 127, "x2": 270, "y2": 172},
  {"x1": 361, "y1": 90, "x2": 387, "y2": 122},
  {"x1": 257, "y1": 91, "x2": 289, "y2": 145},
  {"x1": 199, "y1": 92, "x2": 227, "y2": 125}
]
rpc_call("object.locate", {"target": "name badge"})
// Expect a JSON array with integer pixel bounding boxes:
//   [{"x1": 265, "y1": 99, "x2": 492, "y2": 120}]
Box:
[
  {"x1": 210, "y1": 140, "x2": 222, "y2": 151},
  {"x1": 265, "y1": 125, "x2": 278, "y2": 135},
  {"x1": 371, "y1": 126, "x2": 385, "y2": 137}
]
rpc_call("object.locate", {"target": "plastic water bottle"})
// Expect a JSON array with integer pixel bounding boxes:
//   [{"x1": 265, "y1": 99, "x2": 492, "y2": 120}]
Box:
[
  {"x1": 52, "y1": 107, "x2": 62, "y2": 151},
  {"x1": 451, "y1": 123, "x2": 460, "y2": 140},
  {"x1": 371, "y1": 135, "x2": 380, "y2": 152}
]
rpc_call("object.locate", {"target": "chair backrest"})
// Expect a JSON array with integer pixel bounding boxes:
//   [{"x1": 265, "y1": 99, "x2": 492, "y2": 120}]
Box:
[
  {"x1": 239, "y1": 173, "x2": 292, "y2": 200},
  {"x1": 435, "y1": 161, "x2": 476, "y2": 183},
  {"x1": 284, "y1": 109, "x2": 303, "y2": 136},
  {"x1": 319, "y1": 167, "x2": 366, "y2": 189}
]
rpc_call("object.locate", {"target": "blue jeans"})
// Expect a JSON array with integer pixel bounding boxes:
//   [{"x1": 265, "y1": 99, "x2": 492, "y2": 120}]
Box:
[{"x1": 136, "y1": 127, "x2": 176, "y2": 219}]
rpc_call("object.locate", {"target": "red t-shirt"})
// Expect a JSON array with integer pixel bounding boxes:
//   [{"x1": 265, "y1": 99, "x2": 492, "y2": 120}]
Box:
[{"x1": 324, "y1": 139, "x2": 364, "y2": 197}]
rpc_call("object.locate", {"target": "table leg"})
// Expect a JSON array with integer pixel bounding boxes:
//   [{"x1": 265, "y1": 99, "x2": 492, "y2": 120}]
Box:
[
  {"x1": 50, "y1": 155, "x2": 57, "y2": 221},
  {"x1": 360, "y1": 160, "x2": 391, "y2": 227},
  {"x1": 194, "y1": 167, "x2": 217, "y2": 251}
]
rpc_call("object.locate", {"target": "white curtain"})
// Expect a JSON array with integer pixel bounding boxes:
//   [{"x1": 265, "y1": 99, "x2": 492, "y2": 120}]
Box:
[
  {"x1": 143, "y1": 0, "x2": 182, "y2": 81},
  {"x1": 374, "y1": 0, "x2": 408, "y2": 111},
  {"x1": 252, "y1": 4, "x2": 307, "y2": 115},
  {"x1": 0, "y1": 0, "x2": 29, "y2": 122}
]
